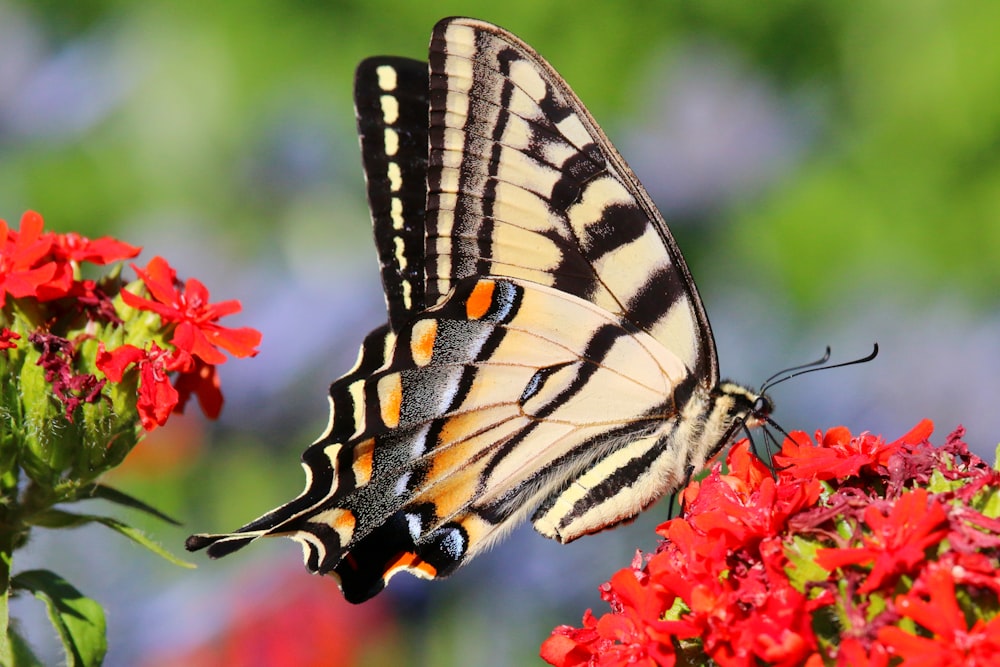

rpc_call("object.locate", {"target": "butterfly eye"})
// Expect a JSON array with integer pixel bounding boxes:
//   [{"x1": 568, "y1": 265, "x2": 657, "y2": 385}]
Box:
[{"x1": 752, "y1": 395, "x2": 773, "y2": 419}]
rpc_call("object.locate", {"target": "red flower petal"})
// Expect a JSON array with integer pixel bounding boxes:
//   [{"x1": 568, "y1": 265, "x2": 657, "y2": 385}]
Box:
[
  {"x1": 53, "y1": 231, "x2": 141, "y2": 264},
  {"x1": 124, "y1": 256, "x2": 261, "y2": 364},
  {"x1": 96, "y1": 343, "x2": 147, "y2": 382},
  {"x1": 895, "y1": 418, "x2": 934, "y2": 445}
]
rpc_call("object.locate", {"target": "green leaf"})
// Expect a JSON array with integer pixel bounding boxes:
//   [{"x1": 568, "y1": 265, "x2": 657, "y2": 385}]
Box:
[
  {"x1": 980, "y1": 485, "x2": 1000, "y2": 520},
  {"x1": 10, "y1": 570, "x2": 106, "y2": 667},
  {"x1": 784, "y1": 535, "x2": 830, "y2": 593},
  {"x1": 82, "y1": 484, "x2": 181, "y2": 526},
  {"x1": 25, "y1": 510, "x2": 194, "y2": 568},
  {"x1": 661, "y1": 594, "x2": 689, "y2": 621},
  {"x1": 88, "y1": 515, "x2": 195, "y2": 569},
  {"x1": 927, "y1": 468, "x2": 965, "y2": 495},
  {"x1": 23, "y1": 509, "x2": 93, "y2": 529}
]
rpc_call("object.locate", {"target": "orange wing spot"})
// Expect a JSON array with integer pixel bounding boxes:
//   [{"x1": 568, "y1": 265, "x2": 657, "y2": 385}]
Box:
[
  {"x1": 465, "y1": 280, "x2": 495, "y2": 320},
  {"x1": 352, "y1": 437, "x2": 376, "y2": 486},
  {"x1": 385, "y1": 551, "x2": 437, "y2": 581},
  {"x1": 333, "y1": 510, "x2": 356, "y2": 534},
  {"x1": 410, "y1": 319, "x2": 437, "y2": 366},
  {"x1": 310, "y1": 507, "x2": 356, "y2": 545},
  {"x1": 377, "y1": 373, "x2": 403, "y2": 428}
]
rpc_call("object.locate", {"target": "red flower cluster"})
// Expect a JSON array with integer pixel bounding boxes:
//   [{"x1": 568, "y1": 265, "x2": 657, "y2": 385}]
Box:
[
  {"x1": 542, "y1": 422, "x2": 1000, "y2": 667},
  {"x1": 0, "y1": 210, "x2": 139, "y2": 308},
  {"x1": 1, "y1": 211, "x2": 261, "y2": 431},
  {"x1": 1, "y1": 210, "x2": 265, "y2": 665},
  {"x1": 97, "y1": 256, "x2": 261, "y2": 430}
]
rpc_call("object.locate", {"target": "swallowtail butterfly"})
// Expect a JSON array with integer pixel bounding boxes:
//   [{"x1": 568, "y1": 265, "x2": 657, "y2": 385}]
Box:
[{"x1": 187, "y1": 17, "x2": 773, "y2": 603}]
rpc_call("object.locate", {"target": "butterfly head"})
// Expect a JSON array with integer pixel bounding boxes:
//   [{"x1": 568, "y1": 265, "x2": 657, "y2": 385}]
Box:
[
  {"x1": 717, "y1": 381, "x2": 772, "y2": 425},
  {"x1": 710, "y1": 380, "x2": 775, "y2": 454}
]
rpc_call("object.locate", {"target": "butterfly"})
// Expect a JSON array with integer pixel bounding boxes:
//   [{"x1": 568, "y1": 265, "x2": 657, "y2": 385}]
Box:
[{"x1": 186, "y1": 17, "x2": 773, "y2": 604}]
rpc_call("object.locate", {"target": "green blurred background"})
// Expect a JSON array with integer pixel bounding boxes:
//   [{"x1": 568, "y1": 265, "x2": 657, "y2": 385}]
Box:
[{"x1": 3, "y1": 1, "x2": 999, "y2": 665}]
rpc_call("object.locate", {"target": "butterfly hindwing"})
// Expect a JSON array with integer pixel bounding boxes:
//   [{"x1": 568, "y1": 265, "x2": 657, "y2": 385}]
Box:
[{"x1": 251, "y1": 277, "x2": 698, "y2": 601}]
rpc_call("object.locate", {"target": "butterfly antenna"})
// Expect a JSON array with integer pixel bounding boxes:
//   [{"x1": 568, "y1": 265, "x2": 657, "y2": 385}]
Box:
[
  {"x1": 760, "y1": 346, "x2": 831, "y2": 388},
  {"x1": 760, "y1": 343, "x2": 879, "y2": 394}
]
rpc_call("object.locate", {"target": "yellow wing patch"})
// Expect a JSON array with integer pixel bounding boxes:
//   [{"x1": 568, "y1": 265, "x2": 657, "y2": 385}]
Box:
[
  {"x1": 410, "y1": 319, "x2": 437, "y2": 366},
  {"x1": 377, "y1": 373, "x2": 403, "y2": 428}
]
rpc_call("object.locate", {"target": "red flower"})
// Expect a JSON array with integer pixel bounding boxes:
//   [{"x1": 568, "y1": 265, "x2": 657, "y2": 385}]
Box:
[
  {"x1": 172, "y1": 357, "x2": 223, "y2": 420},
  {"x1": 543, "y1": 422, "x2": 1000, "y2": 667},
  {"x1": 879, "y1": 567, "x2": 1000, "y2": 665},
  {"x1": 541, "y1": 563, "x2": 682, "y2": 667},
  {"x1": 50, "y1": 231, "x2": 140, "y2": 265},
  {"x1": 667, "y1": 440, "x2": 821, "y2": 555},
  {"x1": 774, "y1": 421, "x2": 931, "y2": 481},
  {"x1": 654, "y1": 521, "x2": 821, "y2": 667},
  {"x1": 122, "y1": 256, "x2": 260, "y2": 364},
  {"x1": 704, "y1": 564, "x2": 819, "y2": 667},
  {"x1": 931, "y1": 551, "x2": 1000, "y2": 597},
  {"x1": 543, "y1": 611, "x2": 612, "y2": 667},
  {"x1": 2, "y1": 211, "x2": 148, "y2": 307},
  {"x1": 97, "y1": 342, "x2": 185, "y2": 431},
  {"x1": 0, "y1": 211, "x2": 58, "y2": 306},
  {"x1": 836, "y1": 638, "x2": 890, "y2": 667},
  {"x1": 815, "y1": 488, "x2": 949, "y2": 592}
]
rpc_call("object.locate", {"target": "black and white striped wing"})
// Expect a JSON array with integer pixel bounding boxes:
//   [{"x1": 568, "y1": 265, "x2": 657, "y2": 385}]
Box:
[
  {"x1": 187, "y1": 17, "x2": 766, "y2": 604},
  {"x1": 425, "y1": 18, "x2": 718, "y2": 386}
]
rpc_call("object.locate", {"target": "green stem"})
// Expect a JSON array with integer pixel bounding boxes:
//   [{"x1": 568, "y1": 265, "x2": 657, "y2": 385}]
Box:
[{"x1": 0, "y1": 506, "x2": 16, "y2": 662}]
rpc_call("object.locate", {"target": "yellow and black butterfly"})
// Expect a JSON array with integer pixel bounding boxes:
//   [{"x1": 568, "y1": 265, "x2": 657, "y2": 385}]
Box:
[{"x1": 187, "y1": 17, "x2": 773, "y2": 603}]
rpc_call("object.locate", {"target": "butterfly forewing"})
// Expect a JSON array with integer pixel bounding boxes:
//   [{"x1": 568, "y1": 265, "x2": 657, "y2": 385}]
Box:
[
  {"x1": 188, "y1": 59, "x2": 432, "y2": 561},
  {"x1": 425, "y1": 18, "x2": 718, "y2": 383},
  {"x1": 355, "y1": 57, "x2": 430, "y2": 329}
]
